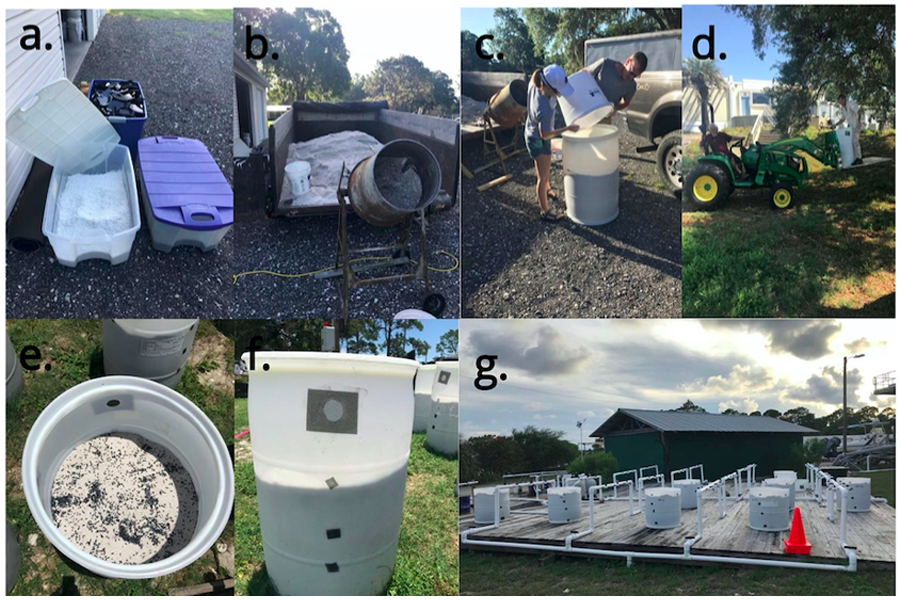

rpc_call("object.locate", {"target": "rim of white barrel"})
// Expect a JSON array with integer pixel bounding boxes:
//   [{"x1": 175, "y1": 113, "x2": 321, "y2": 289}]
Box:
[
  {"x1": 561, "y1": 124, "x2": 618, "y2": 142},
  {"x1": 22, "y1": 376, "x2": 233, "y2": 579},
  {"x1": 241, "y1": 351, "x2": 419, "y2": 374}
]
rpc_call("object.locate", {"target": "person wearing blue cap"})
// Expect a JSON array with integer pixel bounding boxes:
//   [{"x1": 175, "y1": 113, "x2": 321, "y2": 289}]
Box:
[{"x1": 525, "y1": 64, "x2": 580, "y2": 221}]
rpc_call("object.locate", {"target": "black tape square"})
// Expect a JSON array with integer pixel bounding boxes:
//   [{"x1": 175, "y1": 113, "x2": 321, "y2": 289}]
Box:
[
  {"x1": 307, "y1": 389, "x2": 358, "y2": 434},
  {"x1": 326, "y1": 563, "x2": 339, "y2": 573},
  {"x1": 326, "y1": 528, "x2": 341, "y2": 539},
  {"x1": 438, "y1": 370, "x2": 451, "y2": 385}
]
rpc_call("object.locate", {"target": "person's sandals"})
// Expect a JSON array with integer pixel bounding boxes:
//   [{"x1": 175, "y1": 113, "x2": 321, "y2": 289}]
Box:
[
  {"x1": 540, "y1": 210, "x2": 565, "y2": 222},
  {"x1": 547, "y1": 189, "x2": 560, "y2": 200}
]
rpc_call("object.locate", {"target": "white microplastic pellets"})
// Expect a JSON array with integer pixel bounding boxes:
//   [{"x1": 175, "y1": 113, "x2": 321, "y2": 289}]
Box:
[
  {"x1": 56, "y1": 171, "x2": 132, "y2": 238},
  {"x1": 51, "y1": 433, "x2": 198, "y2": 565}
]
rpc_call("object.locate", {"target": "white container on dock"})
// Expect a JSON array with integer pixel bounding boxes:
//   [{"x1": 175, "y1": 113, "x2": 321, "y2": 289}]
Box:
[
  {"x1": 837, "y1": 477, "x2": 871, "y2": 512},
  {"x1": 672, "y1": 478, "x2": 701, "y2": 510},
  {"x1": 644, "y1": 487, "x2": 681, "y2": 529},
  {"x1": 764, "y1": 477, "x2": 796, "y2": 511},
  {"x1": 748, "y1": 487, "x2": 791, "y2": 531},
  {"x1": 474, "y1": 487, "x2": 511, "y2": 525},
  {"x1": 548, "y1": 486, "x2": 582, "y2": 524}
]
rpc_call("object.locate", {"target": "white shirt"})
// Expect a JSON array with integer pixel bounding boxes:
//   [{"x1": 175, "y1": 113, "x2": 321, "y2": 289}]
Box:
[{"x1": 842, "y1": 100, "x2": 860, "y2": 128}]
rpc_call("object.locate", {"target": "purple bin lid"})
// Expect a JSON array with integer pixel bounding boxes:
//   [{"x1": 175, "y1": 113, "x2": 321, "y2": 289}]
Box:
[{"x1": 138, "y1": 136, "x2": 233, "y2": 231}]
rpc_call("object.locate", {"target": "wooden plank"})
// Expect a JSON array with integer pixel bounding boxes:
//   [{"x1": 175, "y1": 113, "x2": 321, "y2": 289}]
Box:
[{"x1": 476, "y1": 174, "x2": 513, "y2": 192}]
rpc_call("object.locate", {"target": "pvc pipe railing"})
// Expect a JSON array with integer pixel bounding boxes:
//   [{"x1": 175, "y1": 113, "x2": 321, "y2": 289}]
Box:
[
  {"x1": 639, "y1": 465, "x2": 659, "y2": 480},
  {"x1": 670, "y1": 464, "x2": 705, "y2": 484}
]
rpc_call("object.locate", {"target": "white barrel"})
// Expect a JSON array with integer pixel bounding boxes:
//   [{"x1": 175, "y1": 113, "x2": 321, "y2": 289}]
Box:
[
  {"x1": 245, "y1": 352, "x2": 418, "y2": 595},
  {"x1": 644, "y1": 487, "x2": 681, "y2": 529},
  {"x1": 562, "y1": 125, "x2": 619, "y2": 225},
  {"x1": 412, "y1": 364, "x2": 437, "y2": 433},
  {"x1": 773, "y1": 470, "x2": 797, "y2": 482},
  {"x1": 102, "y1": 319, "x2": 198, "y2": 388},
  {"x1": 6, "y1": 333, "x2": 24, "y2": 401},
  {"x1": 837, "y1": 477, "x2": 871, "y2": 512},
  {"x1": 21, "y1": 376, "x2": 232, "y2": 578},
  {"x1": 473, "y1": 487, "x2": 510, "y2": 525},
  {"x1": 749, "y1": 487, "x2": 791, "y2": 531},
  {"x1": 431, "y1": 359, "x2": 459, "y2": 399},
  {"x1": 548, "y1": 487, "x2": 582, "y2": 524},
  {"x1": 764, "y1": 478, "x2": 796, "y2": 511},
  {"x1": 836, "y1": 126, "x2": 855, "y2": 166},
  {"x1": 672, "y1": 479, "x2": 701, "y2": 510},
  {"x1": 557, "y1": 70, "x2": 613, "y2": 129},
  {"x1": 393, "y1": 309, "x2": 436, "y2": 319},
  {"x1": 581, "y1": 477, "x2": 598, "y2": 499},
  {"x1": 426, "y1": 397, "x2": 458, "y2": 456},
  {"x1": 284, "y1": 160, "x2": 311, "y2": 198}
]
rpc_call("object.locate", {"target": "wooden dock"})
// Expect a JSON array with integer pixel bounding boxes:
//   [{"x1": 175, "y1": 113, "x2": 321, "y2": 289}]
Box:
[{"x1": 460, "y1": 493, "x2": 895, "y2": 565}]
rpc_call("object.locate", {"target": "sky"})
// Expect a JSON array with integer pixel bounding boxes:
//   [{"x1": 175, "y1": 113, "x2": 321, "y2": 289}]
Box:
[
  {"x1": 340, "y1": 320, "x2": 458, "y2": 362},
  {"x1": 459, "y1": 320, "x2": 896, "y2": 446},
  {"x1": 682, "y1": 5, "x2": 786, "y2": 82},
  {"x1": 321, "y1": 5, "x2": 460, "y2": 82},
  {"x1": 461, "y1": 7, "x2": 496, "y2": 37}
]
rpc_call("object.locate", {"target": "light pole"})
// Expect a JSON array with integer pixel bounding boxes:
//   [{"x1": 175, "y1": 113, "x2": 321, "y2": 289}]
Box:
[
  {"x1": 843, "y1": 353, "x2": 865, "y2": 454},
  {"x1": 576, "y1": 419, "x2": 587, "y2": 458}
]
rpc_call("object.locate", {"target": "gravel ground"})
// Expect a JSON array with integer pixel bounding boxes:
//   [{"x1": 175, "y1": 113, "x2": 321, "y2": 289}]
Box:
[
  {"x1": 6, "y1": 15, "x2": 232, "y2": 319},
  {"x1": 233, "y1": 205, "x2": 460, "y2": 319},
  {"x1": 462, "y1": 113, "x2": 681, "y2": 318}
]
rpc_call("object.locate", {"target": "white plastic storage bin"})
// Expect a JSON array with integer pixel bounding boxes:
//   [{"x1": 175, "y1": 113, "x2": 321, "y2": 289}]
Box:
[
  {"x1": 21, "y1": 377, "x2": 233, "y2": 579},
  {"x1": 837, "y1": 477, "x2": 871, "y2": 512},
  {"x1": 548, "y1": 487, "x2": 582, "y2": 523},
  {"x1": 473, "y1": 487, "x2": 511, "y2": 525},
  {"x1": 102, "y1": 319, "x2": 199, "y2": 388},
  {"x1": 7, "y1": 79, "x2": 140, "y2": 267},
  {"x1": 644, "y1": 487, "x2": 681, "y2": 529},
  {"x1": 672, "y1": 479, "x2": 701, "y2": 510},
  {"x1": 764, "y1": 477, "x2": 796, "y2": 511},
  {"x1": 244, "y1": 352, "x2": 418, "y2": 596},
  {"x1": 748, "y1": 487, "x2": 791, "y2": 531}
]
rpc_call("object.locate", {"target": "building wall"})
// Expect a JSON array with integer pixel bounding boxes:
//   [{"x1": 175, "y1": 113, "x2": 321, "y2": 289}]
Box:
[
  {"x1": 604, "y1": 431, "x2": 665, "y2": 474},
  {"x1": 6, "y1": 10, "x2": 67, "y2": 219},
  {"x1": 666, "y1": 432, "x2": 805, "y2": 480},
  {"x1": 683, "y1": 86, "x2": 731, "y2": 131}
]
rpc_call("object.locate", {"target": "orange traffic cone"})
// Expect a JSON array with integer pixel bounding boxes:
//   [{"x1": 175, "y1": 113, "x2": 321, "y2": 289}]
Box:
[{"x1": 784, "y1": 506, "x2": 811, "y2": 555}]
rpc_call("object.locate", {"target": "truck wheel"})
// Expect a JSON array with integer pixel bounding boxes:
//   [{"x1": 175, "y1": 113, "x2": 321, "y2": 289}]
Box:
[
  {"x1": 656, "y1": 131, "x2": 682, "y2": 196},
  {"x1": 769, "y1": 184, "x2": 795, "y2": 210},
  {"x1": 685, "y1": 163, "x2": 730, "y2": 210}
]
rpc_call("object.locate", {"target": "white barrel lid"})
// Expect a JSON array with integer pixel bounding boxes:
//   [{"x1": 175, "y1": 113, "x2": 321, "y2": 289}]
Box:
[
  {"x1": 673, "y1": 478, "x2": 701, "y2": 486},
  {"x1": 764, "y1": 478, "x2": 793, "y2": 486},
  {"x1": 549, "y1": 486, "x2": 581, "y2": 495},
  {"x1": 751, "y1": 486, "x2": 789, "y2": 498},
  {"x1": 474, "y1": 486, "x2": 507, "y2": 495},
  {"x1": 6, "y1": 78, "x2": 120, "y2": 170},
  {"x1": 112, "y1": 319, "x2": 198, "y2": 336},
  {"x1": 837, "y1": 477, "x2": 871, "y2": 485},
  {"x1": 646, "y1": 487, "x2": 680, "y2": 497}
]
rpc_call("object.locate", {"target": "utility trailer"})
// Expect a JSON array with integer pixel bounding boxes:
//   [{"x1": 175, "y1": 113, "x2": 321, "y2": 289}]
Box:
[{"x1": 261, "y1": 100, "x2": 459, "y2": 218}]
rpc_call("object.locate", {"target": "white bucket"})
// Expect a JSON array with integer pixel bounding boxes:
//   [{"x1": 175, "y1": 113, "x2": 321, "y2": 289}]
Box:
[
  {"x1": 562, "y1": 124, "x2": 620, "y2": 225},
  {"x1": 245, "y1": 352, "x2": 418, "y2": 595},
  {"x1": 558, "y1": 71, "x2": 613, "y2": 129},
  {"x1": 393, "y1": 309, "x2": 436, "y2": 320},
  {"x1": 644, "y1": 487, "x2": 681, "y2": 529},
  {"x1": 284, "y1": 160, "x2": 311, "y2": 199},
  {"x1": 836, "y1": 126, "x2": 855, "y2": 167},
  {"x1": 102, "y1": 319, "x2": 198, "y2": 388},
  {"x1": 413, "y1": 364, "x2": 437, "y2": 433},
  {"x1": 548, "y1": 486, "x2": 582, "y2": 523},
  {"x1": 672, "y1": 479, "x2": 701, "y2": 510},
  {"x1": 426, "y1": 397, "x2": 458, "y2": 456},
  {"x1": 21, "y1": 376, "x2": 233, "y2": 579}
]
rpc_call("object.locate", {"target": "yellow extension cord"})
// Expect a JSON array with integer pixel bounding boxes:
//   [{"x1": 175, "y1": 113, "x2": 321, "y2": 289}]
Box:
[{"x1": 232, "y1": 249, "x2": 459, "y2": 284}]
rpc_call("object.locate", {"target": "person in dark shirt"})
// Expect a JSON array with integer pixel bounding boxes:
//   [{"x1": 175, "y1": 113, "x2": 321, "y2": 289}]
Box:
[
  {"x1": 700, "y1": 124, "x2": 746, "y2": 177},
  {"x1": 584, "y1": 52, "x2": 647, "y2": 122}
]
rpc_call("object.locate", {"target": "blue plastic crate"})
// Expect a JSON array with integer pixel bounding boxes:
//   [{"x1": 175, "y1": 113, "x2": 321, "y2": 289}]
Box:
[{"x1": 87, "y1": 79, "x2": 147, "y2": 159}]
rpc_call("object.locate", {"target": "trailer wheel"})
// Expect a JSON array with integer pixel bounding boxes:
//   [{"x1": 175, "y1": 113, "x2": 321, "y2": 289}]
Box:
[
  {"x1": 656, "y1": 131, "x2": 682, "y2": 197},
  {"x1": 769, "y1": 184, "x2": 795, "y2": 210},
  {"x1": 685, "y1": 162, "x2": 730, "y2": 210}
]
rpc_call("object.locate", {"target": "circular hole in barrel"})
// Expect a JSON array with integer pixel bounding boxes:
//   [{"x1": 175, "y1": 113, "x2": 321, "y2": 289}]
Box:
[
  {"x1": 368, "y1": 141, "x2": 441, "y2": 216},
  {"x1": 106, "y1": 399, "x2": 120, "y2": 407},
  {"x1": 508, "y1": 79, "x2": 527, "y2": 106},
  {"x1": 9, "y1": 238, "x2": 42, "y2": 253}
]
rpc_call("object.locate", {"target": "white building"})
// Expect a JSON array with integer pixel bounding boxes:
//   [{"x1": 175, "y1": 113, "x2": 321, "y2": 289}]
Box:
[
  {"x1": 6, "y1": 9, "x2": 105, "y2": 219},
  {"x1": 233, "y1": 48, "x2": 269, "y2": 157}
]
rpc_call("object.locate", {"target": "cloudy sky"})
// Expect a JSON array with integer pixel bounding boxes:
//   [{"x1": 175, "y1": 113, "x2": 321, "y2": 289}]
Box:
[{"x1": 460, "y1": 320, "x2": 896, "y2": 445}]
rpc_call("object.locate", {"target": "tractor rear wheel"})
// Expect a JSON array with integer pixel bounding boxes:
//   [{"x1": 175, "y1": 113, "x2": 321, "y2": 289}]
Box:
[
  {"x1": 685, "y1": 162, "x2": 731, "y2": 210},
  {"x1": 769, "y1": 184, "x2": 795, "y2": 210}
]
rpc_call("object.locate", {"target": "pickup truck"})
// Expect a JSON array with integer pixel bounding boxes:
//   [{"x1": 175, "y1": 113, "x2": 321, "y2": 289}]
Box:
[{"x1": 584, "y1": 30, "x2": 682, "y2": 196}]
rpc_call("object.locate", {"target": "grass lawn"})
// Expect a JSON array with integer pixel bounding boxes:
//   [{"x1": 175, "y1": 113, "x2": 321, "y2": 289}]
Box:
[
  {"x1": 682, "y1": 129, "x2": 895, "y2": 317},
  {"x1": 459, "y1": 551, "x2": 895, "y2": 595},
  {"x1": 866, "y1": 470, "x2": 896, "y2": 507},
  {"x1": 108, "y1": 9, "x2": 233, "y2": 22},
  {"x1": 6, "y1": 320, "x2": 234, "y2": 596},
  {"x1": 235, "y1": 423, "x2": 459, "y2": 595}
]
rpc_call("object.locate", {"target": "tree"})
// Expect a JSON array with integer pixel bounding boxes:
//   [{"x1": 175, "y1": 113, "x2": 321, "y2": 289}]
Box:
[
  {"x1": 343, "y1": 320, "x2": 379, "y2": 355},
  {"x1": 567, "y1": 451, "x2": 618, "y2": 482},
  {"x1": 232, "y1": 320, "x2": 325, "y2": 360},
  {"x1": 510, "y1": 426, "x2": 579, "y2": 470},
  {"x1": 485, "y1": 8, "x2": 543, "y2": 74},
  {"x1": 781, "y1": 406, "x2": 817, "y2": 429},
  {"x1": 722, "y1": 408, "x2": 744, "y2": 416},
  {"x1": 763, "y1": 409, "x2": 782, "y2": 419},
  {"x1": 235, "y1": 8, "x2": 351, "y2": 103},
  {"x1": 436, "y1": 329, "x2": 458, "y2": 357},
  {"x1": 461, "y1": 30, "x2": 483, "y2": 72},
  {"x1": 683, "y1": 57, "x2": 726, "y2": 135},
  {"x1": 363, "y1": 55, "x2": 458, "y2": 117},
  {"x1": 524, "y1": 8, "x2": 680, "y2": 74},
  {"x1": 670, "y1": 400, "x2": 707, "y2": 413},
  {"x1": 729, "y1": 6, "x2": 895, "y2": 133},
  {"x1": 463, "y1": 435, "x2": 527, "y2": 481},
  {"x1": 786, "y1": 439, "x2": 826, "y2": 473}
]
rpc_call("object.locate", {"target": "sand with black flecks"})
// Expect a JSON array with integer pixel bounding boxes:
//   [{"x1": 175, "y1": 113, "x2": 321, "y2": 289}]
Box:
[{"x1": 50, "y1": 433, "x2": 198, "y2": 565}]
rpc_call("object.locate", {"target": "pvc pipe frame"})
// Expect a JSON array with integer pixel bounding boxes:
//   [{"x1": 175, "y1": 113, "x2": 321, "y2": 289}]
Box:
[
  {"x1": 462, "y1": 463, "x2": 857, "y2": 572},
  {"x1": 670, "y1": 464, "x2": 705, "y2": 484}
]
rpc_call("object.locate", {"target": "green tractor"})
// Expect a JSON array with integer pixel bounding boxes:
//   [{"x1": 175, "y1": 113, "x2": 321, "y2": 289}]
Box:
[{"x1": 685, "y1": 128, "x2": 841, "y2": 211}]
